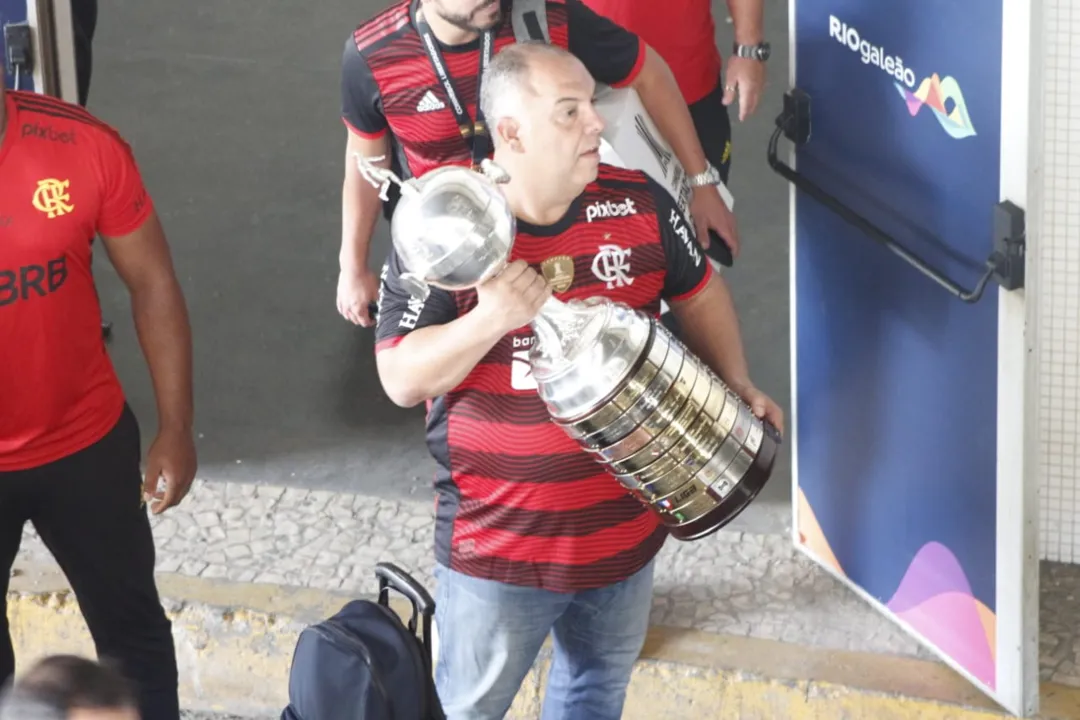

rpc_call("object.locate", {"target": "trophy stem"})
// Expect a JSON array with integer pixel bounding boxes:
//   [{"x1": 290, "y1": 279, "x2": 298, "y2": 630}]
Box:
[{"x1": 528, "y1": 296, "x2": 601, "y2": 366}]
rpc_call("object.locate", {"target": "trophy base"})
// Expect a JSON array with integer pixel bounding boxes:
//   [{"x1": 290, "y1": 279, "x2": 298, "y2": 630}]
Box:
[{"x1": 667, "y1": 429, "x2": 780, "y2": 542}]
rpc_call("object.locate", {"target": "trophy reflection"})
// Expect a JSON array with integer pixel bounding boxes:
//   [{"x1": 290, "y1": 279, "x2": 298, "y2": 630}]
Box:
[{"x1": 356, "y1": 156, "x2": 777, "y2": 541}]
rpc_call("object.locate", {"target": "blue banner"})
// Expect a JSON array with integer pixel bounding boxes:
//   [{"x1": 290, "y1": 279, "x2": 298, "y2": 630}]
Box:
[{"x1": 793, "y1": 0, "x2": 1002, "y2": 692}]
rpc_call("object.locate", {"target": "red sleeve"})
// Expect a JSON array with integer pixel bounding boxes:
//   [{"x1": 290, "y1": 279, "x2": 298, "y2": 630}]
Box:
[
  {"x1": 566, "y1": 0, "x2": 645, "y2": 88},
  {"x1": 94, "y1": 130, "x2": 154, "y2": 238}
]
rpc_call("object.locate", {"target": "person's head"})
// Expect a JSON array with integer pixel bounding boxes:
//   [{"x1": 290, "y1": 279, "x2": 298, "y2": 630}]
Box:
[
  {"x1": 480, "y1": 42, "x2": 606, "y2": 195},
  {"x1": 421, "y1": 0, "x2": 503, "y2": 34},
  {"x1": 0, "y1": 655, "x2": 139, "y2": 720}
]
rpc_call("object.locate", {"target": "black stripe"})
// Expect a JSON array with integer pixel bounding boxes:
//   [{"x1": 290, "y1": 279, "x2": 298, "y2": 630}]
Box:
[
  {"x1": 449, "y1": 448, "x2": 600, "y2": 484},
  {"x1": 456, "y1": 494, "x2": 649, "y2": 537},
  {"x1": 13, "y1": 98, "x2": 111, "y2": 132},
  {"x1": 447, "y1": 525, "x2": 667, "y2": 591}
]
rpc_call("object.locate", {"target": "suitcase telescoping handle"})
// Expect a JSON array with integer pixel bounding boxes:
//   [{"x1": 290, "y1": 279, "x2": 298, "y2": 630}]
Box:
[{"x1": 375, "y1": 561, "x2": 435, "y2": 628}]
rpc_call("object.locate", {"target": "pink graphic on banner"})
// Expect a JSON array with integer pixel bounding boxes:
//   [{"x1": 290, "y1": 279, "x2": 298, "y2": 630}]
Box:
[{"x1": 885, "y1": 541, "x2": 997, "y2": 689}]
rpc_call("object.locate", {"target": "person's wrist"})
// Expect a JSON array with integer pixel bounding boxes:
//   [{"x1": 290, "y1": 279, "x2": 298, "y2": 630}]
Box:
[{"x1": 470, "y1": 298, "x2": 512, "y2": 340}]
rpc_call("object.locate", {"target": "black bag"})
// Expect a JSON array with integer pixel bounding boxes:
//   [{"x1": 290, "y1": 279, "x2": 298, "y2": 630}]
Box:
[{"x1": 281, "y1": 562, "x2": 444, "y2": 720}]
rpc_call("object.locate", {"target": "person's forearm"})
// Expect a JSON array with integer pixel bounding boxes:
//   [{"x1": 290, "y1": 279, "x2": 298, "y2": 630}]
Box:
[
  {"x1": 631, "y1": 47, "x2": 710, "y2": 176},
  {"x1": 378, "y1": 308, "x2": 506, "y2": 407},
  {"x1": 340, "y1": 165, "x2": 384, "y2": 274},
  {"x1": 727, "y1": 0, "x2": 764, "y2": 44},
  {"x1": 130, "y1": 279, "x2": 194, "y2": 432},
  {"x1": 673, "y1": 279, "x2": 752, "y2": 389}
]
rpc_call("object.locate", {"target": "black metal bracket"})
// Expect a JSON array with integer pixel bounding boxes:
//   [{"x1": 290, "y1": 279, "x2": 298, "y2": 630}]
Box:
[
  {"x1": 3, "y1": 23, "x2": 34, "y2": 90},
  {"x1": 767, "y1": 88, "x2": 1026, "y2": 303}
]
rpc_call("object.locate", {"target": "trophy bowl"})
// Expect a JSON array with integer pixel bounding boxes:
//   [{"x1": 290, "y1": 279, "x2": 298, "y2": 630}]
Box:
[
  {"x1": 388, "y1": 164, "x2": 516, "y2": 294},
  {"x1": 530, "y1": 298, "x2": 780, "y2": 542}
]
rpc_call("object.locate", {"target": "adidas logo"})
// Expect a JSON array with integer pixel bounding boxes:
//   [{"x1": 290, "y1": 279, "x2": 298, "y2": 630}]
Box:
[{"x1": 416, "y1": 90, "x2": 446, "y2": 113}]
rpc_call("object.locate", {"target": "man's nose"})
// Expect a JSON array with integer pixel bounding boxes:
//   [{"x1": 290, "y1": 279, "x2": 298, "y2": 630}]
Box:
[{"x1": 585, "y1": 106, "x2": 605, "y2": 135}]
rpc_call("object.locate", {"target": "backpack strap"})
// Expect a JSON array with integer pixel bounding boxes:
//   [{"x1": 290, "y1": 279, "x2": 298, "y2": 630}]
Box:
[{"x1": 510, "y1": 0, "x2": 550, "y2": 43}]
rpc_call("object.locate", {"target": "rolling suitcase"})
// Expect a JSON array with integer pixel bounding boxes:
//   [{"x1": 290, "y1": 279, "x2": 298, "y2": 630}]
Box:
[{"x1": 281, "y1": 562, "x2": 445, "y2": 719}]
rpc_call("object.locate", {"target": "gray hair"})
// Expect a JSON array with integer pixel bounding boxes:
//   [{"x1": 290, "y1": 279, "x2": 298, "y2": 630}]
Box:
[{"x1": 479, "y1": 41, "x2": 578, "y2": 129}]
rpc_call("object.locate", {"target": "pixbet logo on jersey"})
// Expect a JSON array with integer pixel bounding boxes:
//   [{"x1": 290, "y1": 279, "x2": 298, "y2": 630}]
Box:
[
  {"x1": 828, "y1": 15, "x2": 976, "y2": 139},
  {"x1": 585, "y1": 198, "x2": 637, "y2": 223}
]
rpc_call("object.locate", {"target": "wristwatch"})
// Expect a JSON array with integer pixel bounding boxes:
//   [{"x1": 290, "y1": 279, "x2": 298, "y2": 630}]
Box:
[
  {"x1": 688, "y1": 161, "x2": 722, "y2": 188},
  {"x1": 733, "y1": 41, "x2": 771, "y2": 62}
]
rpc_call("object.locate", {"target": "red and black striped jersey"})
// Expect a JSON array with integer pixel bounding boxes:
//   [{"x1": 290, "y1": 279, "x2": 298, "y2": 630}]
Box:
[
  {"x1": 341, "y1": 0, "x2": 645, "y2": 179},
  {"x1": 374, "y1": 165, "x2": 712, "y2": 591}
]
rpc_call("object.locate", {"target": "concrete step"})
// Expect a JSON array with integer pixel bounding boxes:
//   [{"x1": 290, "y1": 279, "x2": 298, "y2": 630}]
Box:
[{"x1": 10, "y1": 563, "x2": 1080, "y2": 720}]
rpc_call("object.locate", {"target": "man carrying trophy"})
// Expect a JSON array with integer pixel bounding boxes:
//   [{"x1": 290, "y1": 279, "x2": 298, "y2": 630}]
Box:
[
  {"x1": 368, "y1": 41, "x2": 782, "y2": 720},
  {"x1": 336, "y1": 0, "x2": 739, "y2": 329}
]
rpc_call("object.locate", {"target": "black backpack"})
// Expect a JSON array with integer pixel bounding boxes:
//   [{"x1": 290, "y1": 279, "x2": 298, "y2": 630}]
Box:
[{"x1": 281, "y1": 563, "x2": 445, "y2": 720}]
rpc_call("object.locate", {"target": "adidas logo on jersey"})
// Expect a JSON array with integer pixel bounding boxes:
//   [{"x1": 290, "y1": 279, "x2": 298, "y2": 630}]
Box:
[
  {"x1": 416, "y1": 90, "x2": 446, "y2": 113},
  {"x1": 585, "y1": 198, "x2": 637, "y2": 223}
]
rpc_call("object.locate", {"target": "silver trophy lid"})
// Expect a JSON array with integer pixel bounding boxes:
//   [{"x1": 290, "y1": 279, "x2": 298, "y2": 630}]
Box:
[{"x1": 357, "y1": 157, "x2": 516, "y2": 297}]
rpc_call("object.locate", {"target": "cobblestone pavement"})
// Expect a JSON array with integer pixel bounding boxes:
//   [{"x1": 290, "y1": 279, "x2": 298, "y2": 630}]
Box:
[{"x1": 16, "y1": 480, "x2": 1080, "y2": 688}]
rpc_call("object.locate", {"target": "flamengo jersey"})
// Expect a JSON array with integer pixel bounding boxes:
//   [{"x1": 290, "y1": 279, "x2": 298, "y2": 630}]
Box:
[
  {"x1": 582, "y1": 0, "x2": 721, "y2": 105},
  {"x1": 341, "y1": 0, "x2": 645, "y2": 180},
  {"x1": 0, "y1": 90, "x2": 153, "y2": 471},
  {"x1": 375, "y1": 165, "x2": 712, "y2": 592}
]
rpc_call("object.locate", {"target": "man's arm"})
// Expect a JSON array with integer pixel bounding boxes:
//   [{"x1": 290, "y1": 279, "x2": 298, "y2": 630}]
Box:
[
  {"x1": 100, "y1": 210, "x2": 194, "y2": 435},
  {"x1": 652, "y1": 178, "x2": 784, "y2": 431},
  {"x1": 723, "y1": 0, "x2": 767, "y2": 121},
  {"x1": 565, "y1": 0, "x2": 740, "y2": 255},
  {"x1": 375, "y1": 256, "x2": 550, "y2": 407},
  {"x1": 339, "y1": 36, "x2": 394, "y2": 326},
  {"x1": 728, "y1": 0, "x2": 765, "y2": 45},
  {"x1": 93, "y1": 129, "x2": 198, "y2": 509}
]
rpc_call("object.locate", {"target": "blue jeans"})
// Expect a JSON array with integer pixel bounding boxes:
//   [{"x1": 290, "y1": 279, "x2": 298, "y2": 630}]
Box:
[{"x1": 433, "y1": 559, "x2": 655, "y2": 720}]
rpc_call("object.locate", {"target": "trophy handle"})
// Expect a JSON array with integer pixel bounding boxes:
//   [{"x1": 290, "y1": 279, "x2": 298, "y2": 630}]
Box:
[
  {"x1": 354, "y1": 154, "x2": 421, "y2": 202},
  {"x1": 400, "y1": 272, "x2": 432, "y2": 303}
]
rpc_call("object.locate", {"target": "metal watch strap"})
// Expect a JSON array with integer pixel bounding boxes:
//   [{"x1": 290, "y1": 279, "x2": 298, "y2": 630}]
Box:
[{"x1": 688, "y1": 162, "x2": 720, "y2": 188}]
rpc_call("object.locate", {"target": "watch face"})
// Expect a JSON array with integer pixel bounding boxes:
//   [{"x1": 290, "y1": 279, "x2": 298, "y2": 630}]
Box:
[{"x1": 756, "y1": 43, "x2": 772, "y2": 61}]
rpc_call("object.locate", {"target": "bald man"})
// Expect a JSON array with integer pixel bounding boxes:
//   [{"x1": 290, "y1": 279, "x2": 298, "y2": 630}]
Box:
[{"x1": 373, "y1": 42, "x2": 782, "y2": 720}]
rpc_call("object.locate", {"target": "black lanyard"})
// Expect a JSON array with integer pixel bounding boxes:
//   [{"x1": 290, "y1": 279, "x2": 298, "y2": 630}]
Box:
[{"x1": 415, "y1": 14, "x2": 494, "y2": 169}]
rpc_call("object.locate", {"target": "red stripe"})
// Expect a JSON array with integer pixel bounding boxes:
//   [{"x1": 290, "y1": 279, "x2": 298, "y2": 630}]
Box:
[
  {"x1": 669, "y1": 262, "x2": 713, "y2": 303},
  {"x1": 455, "y1": 473, "x2": 629, "y2": 512},
  {"x1": 450, "y1": 416, "x2": 580, "y2": 456},
  {"x1": 611, "y1": 38, "x2": 647, "y2": 89},
  {"x1": 353, "y1": 6, "x2": 409, "y2": 47},
  {"x1": 375, "y1": 336, "x2": 403, "y2": 353},
  {"x1": 343, "y1": 117, "x2": 387, "y2": 140},
  {"x1": 451, "y1": 512, "x2": 660, "y2": 566}
]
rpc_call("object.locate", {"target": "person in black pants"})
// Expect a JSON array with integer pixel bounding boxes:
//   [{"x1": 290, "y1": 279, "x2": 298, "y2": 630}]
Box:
[
  {"x1": 1, "y1": 82, "x2": 197, "y2": 720},
  {"x1": 71, "y1": 0, "x2": 98, "y2": 107}
]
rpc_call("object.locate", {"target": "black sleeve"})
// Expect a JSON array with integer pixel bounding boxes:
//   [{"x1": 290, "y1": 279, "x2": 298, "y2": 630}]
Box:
[
  {"x1": 646, "y1": 176, "x2": 712, "y2": 301},
  {"x1": 341, "y1": 36, "x2": 389, "y2": 137},
  {"x1": 565, "y1": 0, "x2": 645, "y2": 88},
  {"x1": 375, "y1": 249, "x2": 460, "y2": 349}
]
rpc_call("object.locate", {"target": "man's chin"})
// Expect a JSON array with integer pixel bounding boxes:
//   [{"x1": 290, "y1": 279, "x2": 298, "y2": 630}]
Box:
[{"x1": 474, "y1": 7, "x2": 503, "y2": 30}]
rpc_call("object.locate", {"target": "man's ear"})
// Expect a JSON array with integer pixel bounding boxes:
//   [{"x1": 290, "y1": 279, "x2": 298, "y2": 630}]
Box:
[{"x1": 495, "y1": 117, "x2": 524, "y2": 152}]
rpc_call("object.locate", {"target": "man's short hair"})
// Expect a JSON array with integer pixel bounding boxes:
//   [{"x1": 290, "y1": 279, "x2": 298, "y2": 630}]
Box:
[
  {"x1": 480, "y1": 41, "x2": 579, "y2": 126},
  {"x1": 0, "y1": 655, "x2": 137, "y2": 720}
]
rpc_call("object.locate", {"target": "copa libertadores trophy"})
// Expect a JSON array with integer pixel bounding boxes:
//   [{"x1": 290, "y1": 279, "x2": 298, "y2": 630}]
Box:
[{"x1": 356, "y1": 156, "x2": 779, "y2": 541}]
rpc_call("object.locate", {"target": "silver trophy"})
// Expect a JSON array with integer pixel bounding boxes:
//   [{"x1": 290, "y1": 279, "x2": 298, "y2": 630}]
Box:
[{"x1": 357, "y1": 156, "x2": 779, "y2": 541}]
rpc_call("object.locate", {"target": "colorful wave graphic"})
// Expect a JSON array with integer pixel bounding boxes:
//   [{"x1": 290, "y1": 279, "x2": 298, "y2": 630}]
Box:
[
  {"x1": 797, "y1": 490, "x2": 997, "y2": 690},
  {"x1": 895, "y1": 73, "x2": 977, "y2": 139},
  {"x1": 886, "y1": 541, "x2": 997, "y2": 689}
]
